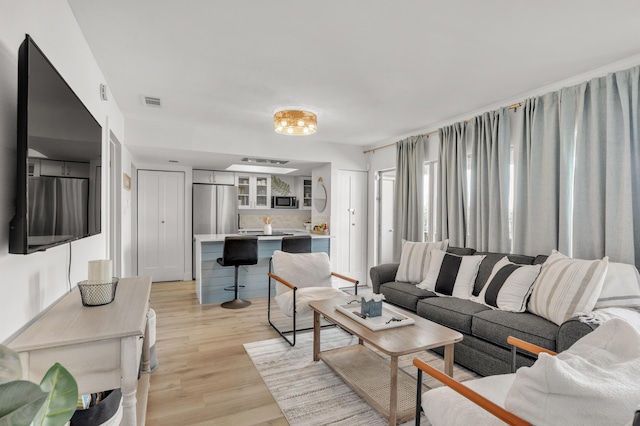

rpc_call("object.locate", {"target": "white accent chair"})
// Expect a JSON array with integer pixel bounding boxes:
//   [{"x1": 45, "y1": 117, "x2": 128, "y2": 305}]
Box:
[
  {"x1": 267, "y1": 250, "x2": 359, "y2": 346},
  {"x1": 414, "y1": 318, "x2": 640, "y2": 426}
]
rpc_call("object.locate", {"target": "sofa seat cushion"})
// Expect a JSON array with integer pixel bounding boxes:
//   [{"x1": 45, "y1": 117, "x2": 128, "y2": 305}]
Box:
[
  {"x1": 417, "y1": 297, "x2": 490, "y2": 334},
  {"x1": 472, "y1": 309, "x2": 558, "y2": 352},
  {"x1": 379, "y1": 281, "x2": 436, "y2": 311}
]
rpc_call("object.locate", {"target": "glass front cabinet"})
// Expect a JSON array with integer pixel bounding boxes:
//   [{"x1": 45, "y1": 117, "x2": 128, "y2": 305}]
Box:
[
  {"x1": 236, "y1": 174, "x2": 271, "y2": 209},
  {"x1": 300, "y1": 176, "x2": 312, "y2": 210}
]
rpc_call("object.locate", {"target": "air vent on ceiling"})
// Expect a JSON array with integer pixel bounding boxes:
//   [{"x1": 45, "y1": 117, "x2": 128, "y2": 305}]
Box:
[{"x1": 143, "y1": 96, "x2": 162, "y2": 108}]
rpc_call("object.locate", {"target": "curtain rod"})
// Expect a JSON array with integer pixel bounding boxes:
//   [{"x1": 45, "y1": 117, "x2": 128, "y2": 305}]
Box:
[{"x1": 363, "y1": 101, "x2": 523, "y2": 154}]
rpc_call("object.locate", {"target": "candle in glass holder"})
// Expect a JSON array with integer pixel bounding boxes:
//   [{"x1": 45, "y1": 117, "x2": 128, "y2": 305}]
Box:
[{"x1": 88, "y1": 259, "x2": 111, "y2": 284}]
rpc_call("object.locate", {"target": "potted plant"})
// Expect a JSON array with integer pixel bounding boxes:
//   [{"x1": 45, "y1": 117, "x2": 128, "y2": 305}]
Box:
[{"x1": 0, "y1": 344, "x2": 78, "y2": 426}]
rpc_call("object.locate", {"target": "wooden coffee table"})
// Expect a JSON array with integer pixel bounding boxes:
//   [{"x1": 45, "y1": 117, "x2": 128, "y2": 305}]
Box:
[{"x1": 309, "y1": 297, "x2": 463, "y2": 425}]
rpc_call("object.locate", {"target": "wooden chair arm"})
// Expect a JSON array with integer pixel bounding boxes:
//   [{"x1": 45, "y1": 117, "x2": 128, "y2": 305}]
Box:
[
  {"x1": 507, "y1": 336, "x2": 557, "y2": 357},
  {"x1": 330, "y1": 272, "x2": 359, "y2": 285},
  {"x1": 267, "y1": 272, "x2": 297, "y2": 291},
  {"x1": 413, "y1": 358, "x2": 531, "y2": 426}
]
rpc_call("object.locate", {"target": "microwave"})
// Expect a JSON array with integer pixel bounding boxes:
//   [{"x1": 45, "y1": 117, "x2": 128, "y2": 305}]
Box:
[{"x1": 272, "y1": 196, "x2": 298, "y2": 209}]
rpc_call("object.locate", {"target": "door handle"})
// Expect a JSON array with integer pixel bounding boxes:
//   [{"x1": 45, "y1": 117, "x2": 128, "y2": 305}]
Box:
[{"x1": 161, "y1": 221, "x2": 165, "y2": 224}]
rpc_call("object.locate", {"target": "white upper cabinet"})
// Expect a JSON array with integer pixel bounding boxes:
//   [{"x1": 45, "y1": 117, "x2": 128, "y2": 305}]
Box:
[
  {"x1": 236, "y1": 174, "x2": 271, "y2": 209},
  {"x1": 299, "y1": 176, "x2": 312, "y2": 210},
  {"x1": 193, "y1": 169, "x2": 235, "y2": 185}
]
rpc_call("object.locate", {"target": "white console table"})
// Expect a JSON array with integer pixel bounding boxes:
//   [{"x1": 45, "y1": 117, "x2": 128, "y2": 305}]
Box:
[{"x1": 8, "y1": 276, "x2": 152, "y2": 426}]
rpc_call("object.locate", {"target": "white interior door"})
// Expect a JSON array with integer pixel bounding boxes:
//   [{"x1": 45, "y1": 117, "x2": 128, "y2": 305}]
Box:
[
  {"x1": 336, "y1": 170, "x2": 368, "y2": 283},
  {"x1": 378, "y1": 170, "x2": 395, "y2": 264},
  {"x1": 138, "y1": 170, "x2": 185, "y2": 281}
]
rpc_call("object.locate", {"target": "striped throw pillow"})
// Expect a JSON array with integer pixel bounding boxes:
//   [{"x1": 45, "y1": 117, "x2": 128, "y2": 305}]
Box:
[
  {"x1": 472, "y1": 257, "x2": 542, "y2": 312},
  {"x1": 417, "y1": 250, "x2": 485, "y2": 299},
  {"x1": 395, "y1": 239, "x2": 449, "y2": 284},
  {"x1": 594, "y1": 262, "x2": 640, "y2": 309},
  {"x1": 528, "y1": 250, "x2": 609, "y2": 326}
]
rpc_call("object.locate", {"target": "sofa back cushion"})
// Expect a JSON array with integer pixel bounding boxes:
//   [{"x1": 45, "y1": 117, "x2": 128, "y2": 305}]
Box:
[{"x1": 446, "y1": 246, "x2": 476, "y2": 256}]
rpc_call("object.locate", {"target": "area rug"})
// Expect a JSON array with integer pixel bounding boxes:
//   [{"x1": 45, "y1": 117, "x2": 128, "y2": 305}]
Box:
[{"x1": 243, "y1": 327, "x2": 477, "y2": 425}]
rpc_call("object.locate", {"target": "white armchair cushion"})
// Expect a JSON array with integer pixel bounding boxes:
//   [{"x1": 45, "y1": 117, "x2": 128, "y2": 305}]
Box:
[
  {"x1": 271, "y1": 250, "x2": 345, "y2": 317},
  {"x1": 271, "y1": 250, "x2": 332, "y2": 296},
  {"x1": 422, "y1": 374, "x2": 516, "y2": 426},
  {"x1": 275, "y1": 286, "x2": 346, "y2": 318}
]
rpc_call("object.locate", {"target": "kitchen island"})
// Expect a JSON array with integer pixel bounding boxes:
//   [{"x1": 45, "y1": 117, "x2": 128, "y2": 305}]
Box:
[{"x1": 194, "y1": 232, "x2": 330, "y2": 304}]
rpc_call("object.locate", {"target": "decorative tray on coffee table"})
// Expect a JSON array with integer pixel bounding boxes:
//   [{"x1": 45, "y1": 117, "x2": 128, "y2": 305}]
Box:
[{"x1": 335, "y1": 302, "x2": 415, "y2": 331}]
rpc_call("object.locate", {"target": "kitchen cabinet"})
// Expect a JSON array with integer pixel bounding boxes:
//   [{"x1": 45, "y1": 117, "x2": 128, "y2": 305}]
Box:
[
  {"x1": 236, "y1": 174, "x2": 271, "y2": 209},
  {"x1": 40, "y1": 159, "x2": 90, "y2": 178},
  {"x1": 299, "y1": 176, "x2": 312, "y2": 210},
  {"x1": 193, "y1": 169, "x2": 235, "y2": 185}
]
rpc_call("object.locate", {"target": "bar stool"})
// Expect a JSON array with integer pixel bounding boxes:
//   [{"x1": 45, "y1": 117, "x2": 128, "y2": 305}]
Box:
[
  {"x1": 281, "y1": 235, "x2": 312, "y2": 253},
  {"x1": 217, "y1": 236, "x2": 258, "y2": 309}
]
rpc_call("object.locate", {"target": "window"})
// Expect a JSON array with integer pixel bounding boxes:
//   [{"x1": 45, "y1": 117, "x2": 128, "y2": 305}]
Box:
[{"x1": 423, "y1": 161, "x2": 438, "y2": 242}]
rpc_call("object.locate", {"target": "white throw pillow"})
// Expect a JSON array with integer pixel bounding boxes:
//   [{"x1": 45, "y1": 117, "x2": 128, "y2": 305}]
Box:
[
  {"x1": 417, "y1": 250, "x2": 485, "y2": 300},
  {"x1": 594, "y1": 262, "x2": 640, "y2": 309},
  {"x1": 271, "y1": 250, "x2": 332, "y2": 296},
  {"x1": 528, "y1": 250, "x2": 608, "y2": 326},
  {"x1": 395, "y1": 239, "x2": 449, "y2": 284},
  {"x1": 472, "y1": 257, "x2": 542, "y2": 312}
]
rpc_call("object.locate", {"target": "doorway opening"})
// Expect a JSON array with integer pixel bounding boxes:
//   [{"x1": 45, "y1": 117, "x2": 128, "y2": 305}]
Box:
[{"x1": 376, "y1": 169, "x2": 395, "y2": 265}]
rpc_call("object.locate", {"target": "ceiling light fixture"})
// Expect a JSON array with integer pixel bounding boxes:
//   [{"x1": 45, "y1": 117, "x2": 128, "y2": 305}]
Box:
[
  {"x1": 241, "y1": 157, "x2": 289, "y2": 165},
  {"x1": 274, "y1": 107, "x2": 317, "y2": 136}
]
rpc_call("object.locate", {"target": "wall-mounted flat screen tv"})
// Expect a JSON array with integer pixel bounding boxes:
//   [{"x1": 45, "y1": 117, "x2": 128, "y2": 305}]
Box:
[{"x1": 9, "y1": 35, "x2": 102, "y2": 254}]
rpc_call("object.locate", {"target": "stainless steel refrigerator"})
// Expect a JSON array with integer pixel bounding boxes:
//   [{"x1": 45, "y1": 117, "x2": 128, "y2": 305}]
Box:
[{"x1": 192, "y1": 184, "x2": 238, "y2": 277}]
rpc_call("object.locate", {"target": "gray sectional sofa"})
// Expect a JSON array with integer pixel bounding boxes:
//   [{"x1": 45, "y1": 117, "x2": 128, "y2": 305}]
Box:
[{"x1": 370, "y1": 247, "x2": 598, "y2": 376}]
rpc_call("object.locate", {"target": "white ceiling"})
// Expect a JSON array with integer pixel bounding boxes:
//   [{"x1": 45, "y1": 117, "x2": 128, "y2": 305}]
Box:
[{"x1": 68, "y1": 0, "x2": 640, "y2": 168}]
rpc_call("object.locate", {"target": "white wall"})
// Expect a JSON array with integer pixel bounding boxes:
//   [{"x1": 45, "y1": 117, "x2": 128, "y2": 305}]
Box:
[{"x1": 0, "y1": 0, "x2": 125, "y2": 342}]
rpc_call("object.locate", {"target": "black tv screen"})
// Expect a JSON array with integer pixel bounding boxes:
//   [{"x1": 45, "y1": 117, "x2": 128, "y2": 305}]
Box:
[{"x1": 9, "y1": 35, "x2": 102, "y2": 254}]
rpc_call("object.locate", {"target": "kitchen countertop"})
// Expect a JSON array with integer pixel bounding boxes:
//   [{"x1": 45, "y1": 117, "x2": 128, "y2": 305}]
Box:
[{"x1": 194, "y1": 230, "x2": 329, "y2": 243}]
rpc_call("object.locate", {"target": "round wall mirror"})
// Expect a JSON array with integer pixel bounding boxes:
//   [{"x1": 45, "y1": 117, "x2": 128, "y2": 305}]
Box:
[{"x1": 313, "y1": 178, "x2": 327, "y2": 213}]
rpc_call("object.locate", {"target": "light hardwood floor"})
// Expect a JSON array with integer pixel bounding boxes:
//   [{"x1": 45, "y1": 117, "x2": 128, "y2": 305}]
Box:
[{"x1": 146, "y1": 280, "x2": 289, "y2": 426}]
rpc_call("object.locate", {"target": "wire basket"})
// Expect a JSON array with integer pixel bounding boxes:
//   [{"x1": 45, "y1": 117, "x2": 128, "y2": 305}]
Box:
[{"x1": 77, "y1": 278, "x2": 119, "y2": 306}]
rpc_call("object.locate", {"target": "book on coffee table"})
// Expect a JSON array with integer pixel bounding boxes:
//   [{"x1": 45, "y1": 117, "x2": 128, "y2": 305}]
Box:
[{"x1": 335, "y1": 302, "x2": 415, "y2": 331}]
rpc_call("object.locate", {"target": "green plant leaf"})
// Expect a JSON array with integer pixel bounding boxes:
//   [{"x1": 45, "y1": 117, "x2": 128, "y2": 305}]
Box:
[
  {"x1": 271, "y1": 176, "x2": 291, "y2": 196},
  {"x1": 0, "y1": 345, "x2": 23, "y2": 385},
  {"x1": 31, "y1": 363, "x2": 78, "y2": 426},
  {"x1": 0, "y1": 380, "x2": 47, "y2": 426}
]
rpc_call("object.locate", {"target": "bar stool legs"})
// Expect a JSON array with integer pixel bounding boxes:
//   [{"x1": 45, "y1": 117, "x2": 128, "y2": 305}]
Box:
[{"x1": 222, "y1": 265, "x2": 252, "y2": 309}]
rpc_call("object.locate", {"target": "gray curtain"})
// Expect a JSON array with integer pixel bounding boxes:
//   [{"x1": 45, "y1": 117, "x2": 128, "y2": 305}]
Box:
[
  {"x1": 572, "y1": 66, "x2": 640, "y2": 265},
  {"x1": 437, "y1": 123, "x2": 467, "y2": 247},
  {"x1": 512, "y1": 91, "x2": 575, "y2": 255},
  {"x1": 393, "y1": 135, "x2": 425, "y2": 259},
  {"x1": 468, "y1": 108, "x2": 511, "y2": 252}
]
